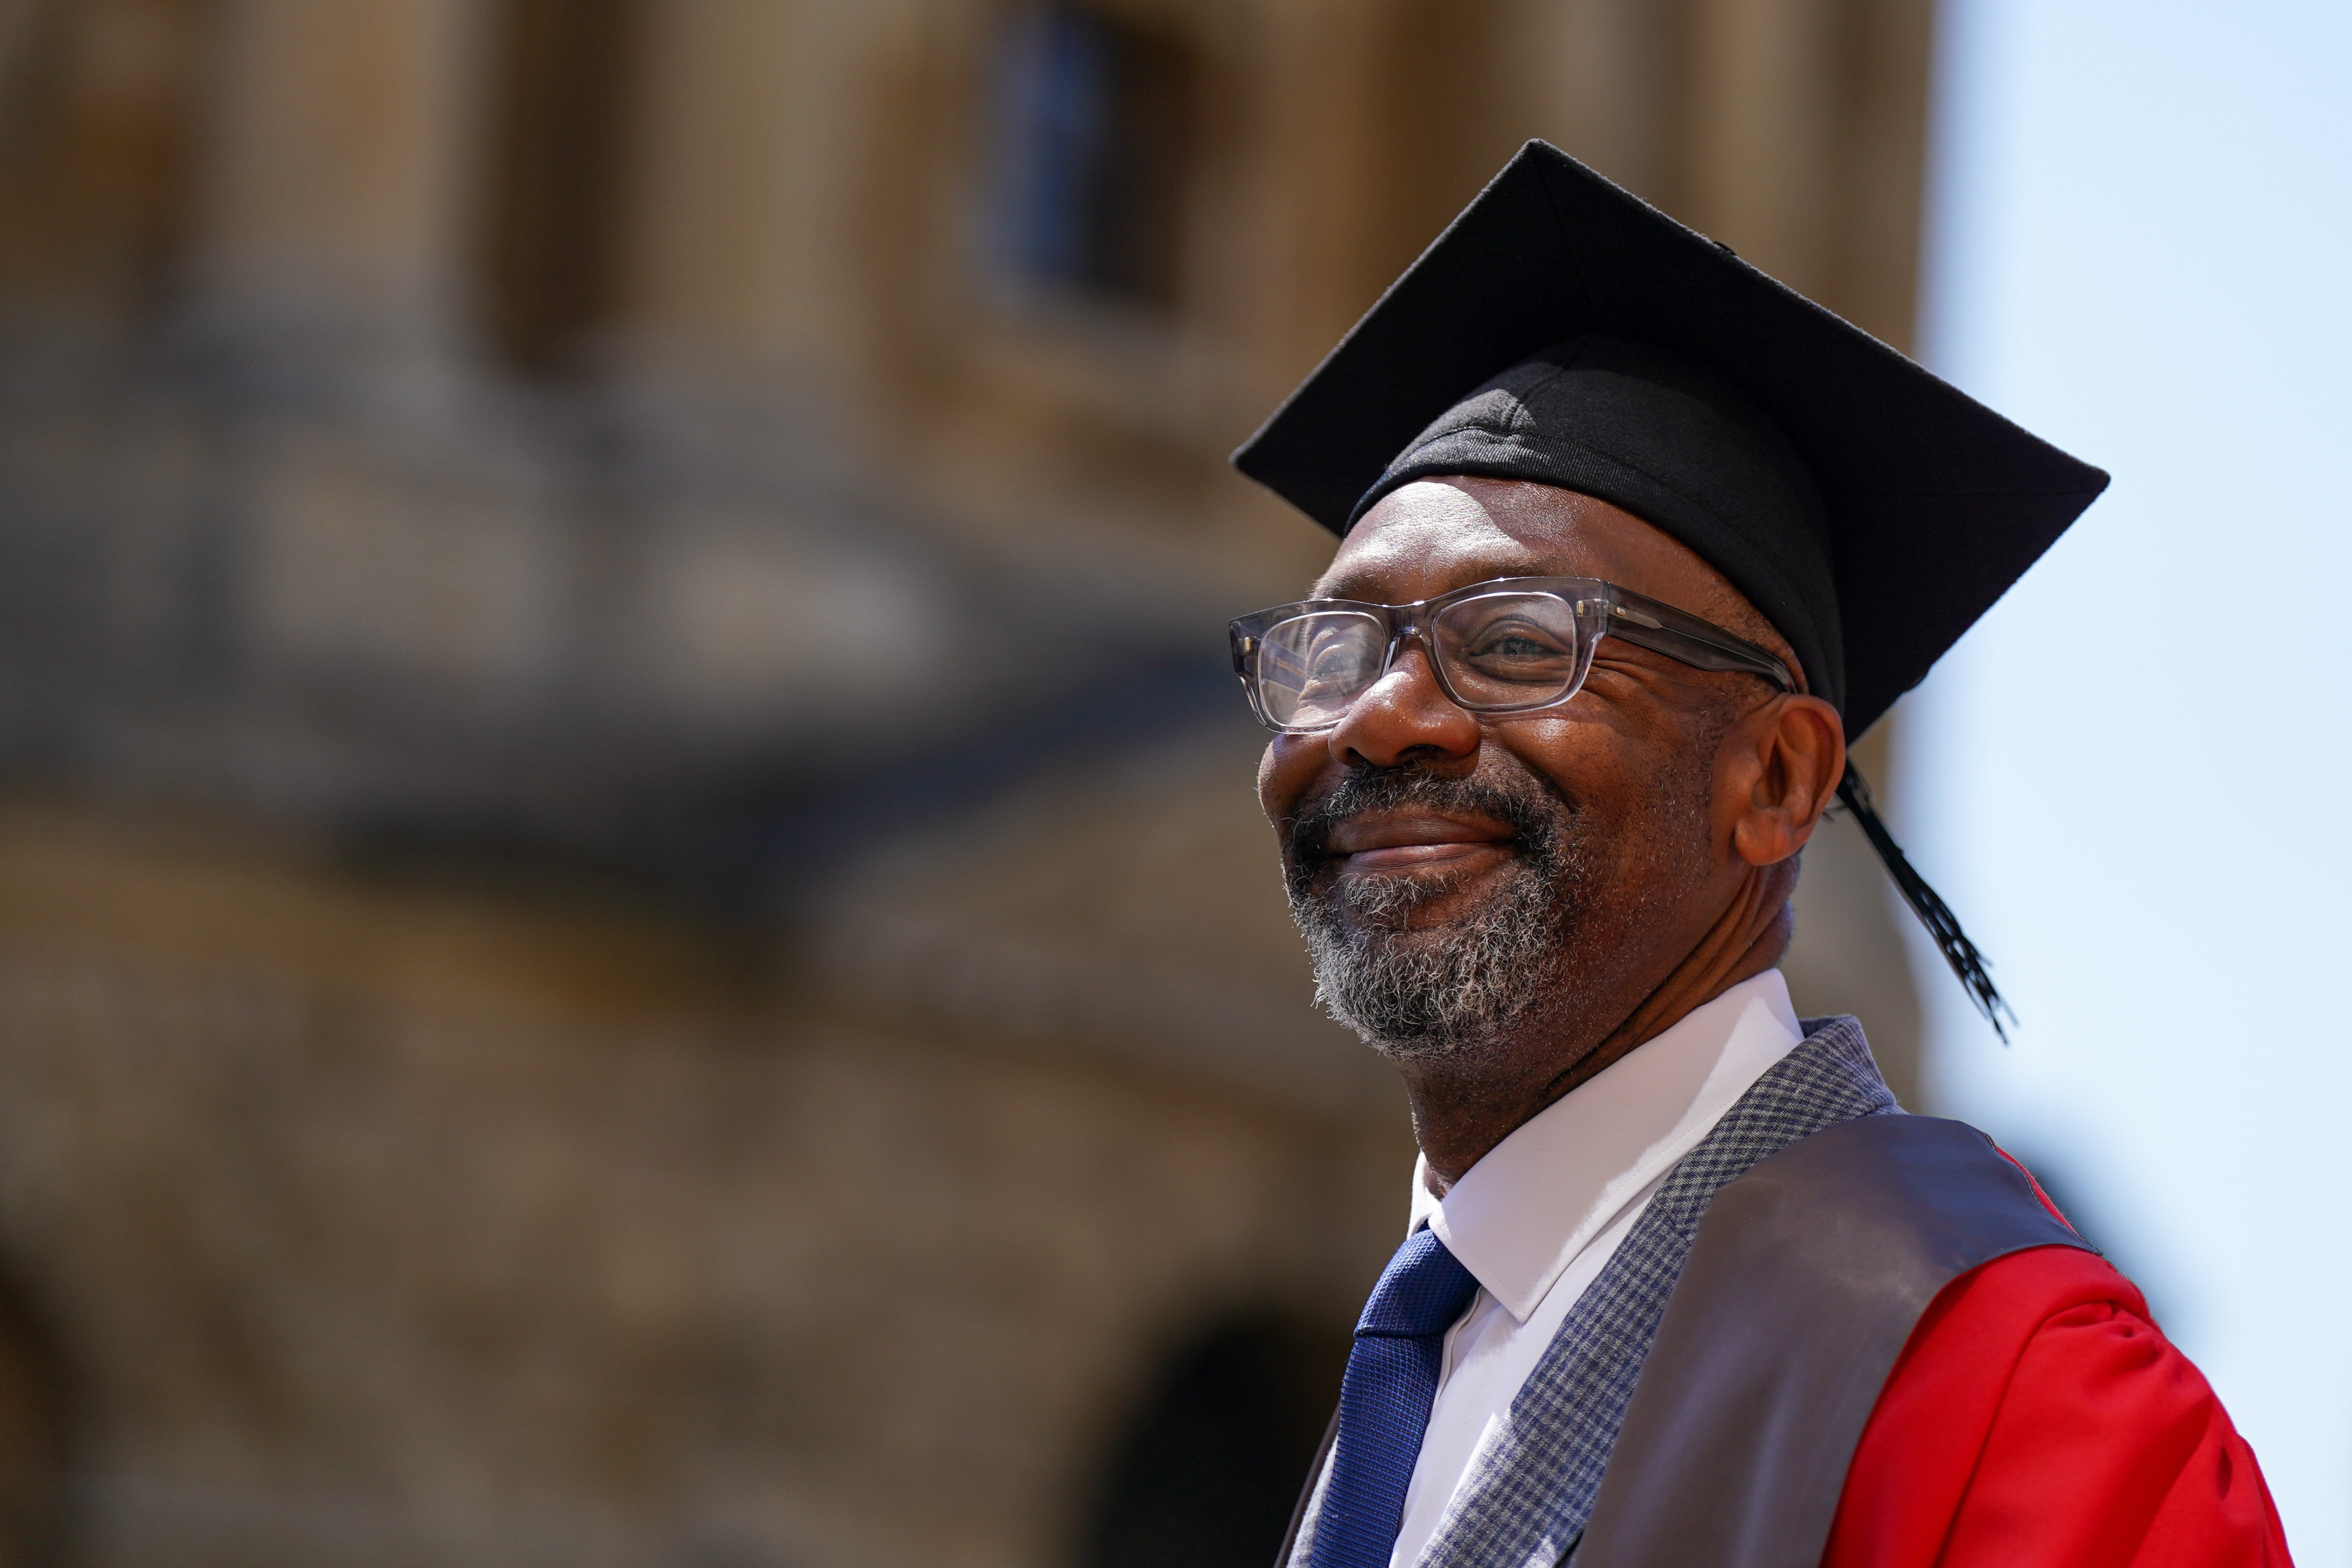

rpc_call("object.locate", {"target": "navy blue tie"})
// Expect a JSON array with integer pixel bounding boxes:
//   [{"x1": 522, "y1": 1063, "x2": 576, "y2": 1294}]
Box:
[{"x1": 1309, "y1": 1226, "x2": 1481, "y2": 1568}]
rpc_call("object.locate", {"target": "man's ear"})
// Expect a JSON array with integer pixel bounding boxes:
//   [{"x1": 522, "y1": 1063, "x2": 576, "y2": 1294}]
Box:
[{"x1": 1726, "y1": 694, "x2": 1846, "y2": 867}]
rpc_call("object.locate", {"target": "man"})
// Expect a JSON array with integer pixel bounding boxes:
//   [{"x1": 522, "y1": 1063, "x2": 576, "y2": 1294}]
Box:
[{"x1": 1229, "y1": 143, "x2": 2289, "y2": 1567}]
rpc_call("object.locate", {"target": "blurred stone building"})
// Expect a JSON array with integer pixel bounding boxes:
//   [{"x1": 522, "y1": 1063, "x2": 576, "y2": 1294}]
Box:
[{"x1": 0, "y1": 0, "x2": 1935, "y2": 1564}]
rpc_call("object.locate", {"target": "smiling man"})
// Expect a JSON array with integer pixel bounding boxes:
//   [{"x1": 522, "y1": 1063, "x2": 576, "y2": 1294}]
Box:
[{"x1": 1232, "y1": 144, "x2": 2289, "y2": 1568}]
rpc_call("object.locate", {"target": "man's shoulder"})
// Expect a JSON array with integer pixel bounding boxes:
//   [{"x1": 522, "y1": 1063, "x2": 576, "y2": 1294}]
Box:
[
  {"x1": 1827, "y1": 1245, "x2": 2290, "y2": 1567},
  {"x1": 1704, "y1": 1111, "x2": 2095, "y2": 1319}
]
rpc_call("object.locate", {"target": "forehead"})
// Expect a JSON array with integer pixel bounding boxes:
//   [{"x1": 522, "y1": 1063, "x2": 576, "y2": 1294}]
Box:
[{"x1": 1314, "y1": 478, "x2": 1738, "y2": 614}]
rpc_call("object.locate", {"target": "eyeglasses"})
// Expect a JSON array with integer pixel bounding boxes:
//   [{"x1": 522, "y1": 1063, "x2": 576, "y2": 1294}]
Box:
[{"x1": 1228, "y1": 576, "x2": 1796, "y2": 734}]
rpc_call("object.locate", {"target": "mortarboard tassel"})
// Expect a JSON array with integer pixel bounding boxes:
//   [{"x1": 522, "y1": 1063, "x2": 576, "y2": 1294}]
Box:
[{"x1": 1835, "y1": 764, "x2": 2014, "y2": 1041}]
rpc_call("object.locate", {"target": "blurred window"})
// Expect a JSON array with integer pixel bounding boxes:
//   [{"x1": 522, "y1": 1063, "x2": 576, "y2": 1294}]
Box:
[
  {"x1": 476, "y1": 0, "x2": 641, "y2": 376},
  {"x1": 0, "y1": 0, "x2": 209, "y2": 316},
  {"x1": 984, "y1": 3, "x2": 1199, "y2": 313},
  {"x1": 1077, "y1": 1313, "x2": 1346, "y2": 1568}
]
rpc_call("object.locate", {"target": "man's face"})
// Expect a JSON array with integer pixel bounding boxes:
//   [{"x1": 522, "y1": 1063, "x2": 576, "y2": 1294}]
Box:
[{"x1": 1258, "y1": 477, "x2": 1802, "y2": 1062}]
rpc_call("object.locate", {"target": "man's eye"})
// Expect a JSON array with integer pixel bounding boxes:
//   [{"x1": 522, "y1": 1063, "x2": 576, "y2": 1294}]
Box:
[
  {"x1": 1475, "y1": 632, "x2": 1556, "y2": 658},
  {"x1": 1463, "y1": 622, "x2": 1570, "y2": 660}
]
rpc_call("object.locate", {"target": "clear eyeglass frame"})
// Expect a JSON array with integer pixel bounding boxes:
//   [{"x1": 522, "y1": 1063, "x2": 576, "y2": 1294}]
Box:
[{"x1": 1227, "y1": 575, "x2": 1797, "y2": 735}]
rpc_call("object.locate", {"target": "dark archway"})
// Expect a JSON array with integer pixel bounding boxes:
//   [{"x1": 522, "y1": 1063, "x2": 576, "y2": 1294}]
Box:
[
  {"x1": 0, "y1": 1268, "x2": 68, "y2": 1567},
  {"x1": 1077, "y1": 1312, "x2": 1349, "y2": 1568}
]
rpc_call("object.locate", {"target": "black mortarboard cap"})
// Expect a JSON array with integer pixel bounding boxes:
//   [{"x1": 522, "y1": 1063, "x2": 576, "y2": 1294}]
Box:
[
  {"x1": 1232, "y1": 141, "x2": 2111, "y2": 1035},
  {"x1": 1233, "y1": 139, "x2": 2108, "y2": 738}
]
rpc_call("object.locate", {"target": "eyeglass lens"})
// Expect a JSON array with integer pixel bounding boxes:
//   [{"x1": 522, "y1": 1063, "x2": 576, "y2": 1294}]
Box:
[
  {"x1": 1255, "y1": 610, "x2": 1386, "y2": 729},
  {"x1": 1253, "y1": 592, "x2": 1588, "y2": 729},
  {"x1": 1430, "y1": 591, "x2": 1584, "y2": 707}
]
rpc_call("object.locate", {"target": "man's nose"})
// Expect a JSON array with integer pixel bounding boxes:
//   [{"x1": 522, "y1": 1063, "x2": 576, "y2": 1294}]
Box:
[{"x1": 1327, "y1": 644, "x2": 1481, "y2": 767}]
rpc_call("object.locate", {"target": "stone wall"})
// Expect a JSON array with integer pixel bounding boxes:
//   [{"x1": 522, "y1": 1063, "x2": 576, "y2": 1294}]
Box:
[{"x1": 0, "y1": 789, "x2": 1401, "y2": 1566}]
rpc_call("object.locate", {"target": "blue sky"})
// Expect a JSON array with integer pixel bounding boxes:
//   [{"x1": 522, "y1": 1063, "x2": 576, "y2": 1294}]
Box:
[{"x1": 1910, "y1": 0, "x2": 2352, "y2": 1557}]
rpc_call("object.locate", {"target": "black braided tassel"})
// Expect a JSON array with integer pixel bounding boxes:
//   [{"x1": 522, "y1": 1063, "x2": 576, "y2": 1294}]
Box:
[{"x1": 1835, "y1": 763, "x2": 2013, "y2": 1041}]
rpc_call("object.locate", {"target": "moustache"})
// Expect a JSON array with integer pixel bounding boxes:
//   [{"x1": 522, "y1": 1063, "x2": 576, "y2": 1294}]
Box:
[{"x1": 1285, "y1": 764, "x2": 1571, "y2": 873}]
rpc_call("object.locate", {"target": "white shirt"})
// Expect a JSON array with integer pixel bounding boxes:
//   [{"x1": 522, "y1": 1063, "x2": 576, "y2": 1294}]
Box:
[{"x1": 1384, "y1": 971, "x2": 1805, "y2": 1567}]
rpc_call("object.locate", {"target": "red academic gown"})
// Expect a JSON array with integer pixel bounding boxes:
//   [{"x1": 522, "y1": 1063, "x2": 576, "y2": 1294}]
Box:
[{"x1": 1823, "y1": 1238, "x2": 2293, "y2": 1568}]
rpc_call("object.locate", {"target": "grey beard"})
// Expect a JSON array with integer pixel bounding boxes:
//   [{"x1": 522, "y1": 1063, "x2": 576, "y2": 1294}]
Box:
[{"x1": 1283, "y1": 771, "x2": 1588, "y2": 1061}]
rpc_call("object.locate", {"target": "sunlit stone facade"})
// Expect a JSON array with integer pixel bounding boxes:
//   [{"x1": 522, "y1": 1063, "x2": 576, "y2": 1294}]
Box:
[{"x1": 0, "y1": 1, "x2": 1932, "y2": 1562}]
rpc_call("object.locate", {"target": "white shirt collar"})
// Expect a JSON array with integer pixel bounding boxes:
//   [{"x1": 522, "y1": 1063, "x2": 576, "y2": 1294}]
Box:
[{"x1": 1406, "y1": 970, "x2": 1805, "y2": 1323}]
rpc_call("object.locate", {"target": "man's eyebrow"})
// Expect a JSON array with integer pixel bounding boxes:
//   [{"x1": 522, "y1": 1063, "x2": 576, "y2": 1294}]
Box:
[{"x1": 1310, "y1": 560, "x2": 1559, "y2": 601}]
